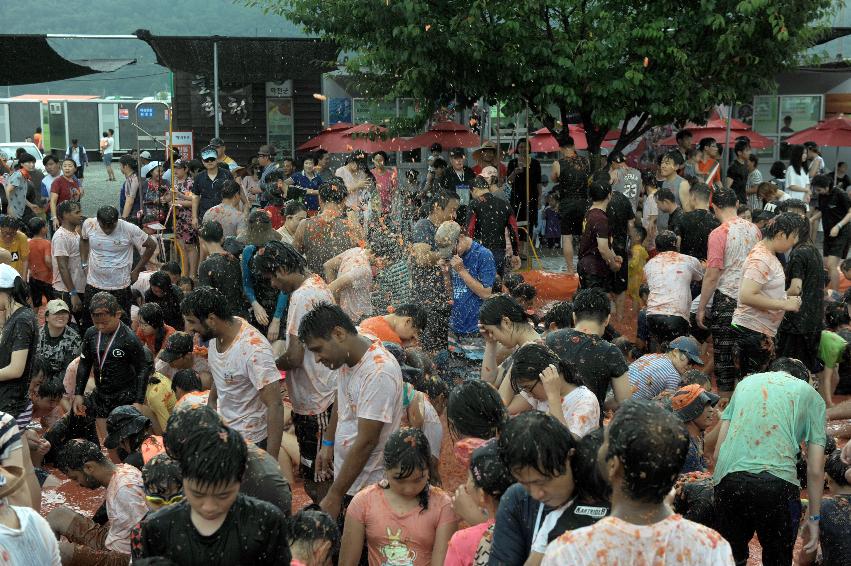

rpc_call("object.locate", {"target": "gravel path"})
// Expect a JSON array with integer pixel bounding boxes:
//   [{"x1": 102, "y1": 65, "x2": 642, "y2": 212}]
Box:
[{"x1": 79, "y1": 162, "x2": 124, "y2": 217}]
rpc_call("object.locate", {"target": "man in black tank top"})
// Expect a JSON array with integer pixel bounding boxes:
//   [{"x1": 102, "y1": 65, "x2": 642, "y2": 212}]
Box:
[{"x1": 550, "y1": 134, "x2": 590, "y2": 274}]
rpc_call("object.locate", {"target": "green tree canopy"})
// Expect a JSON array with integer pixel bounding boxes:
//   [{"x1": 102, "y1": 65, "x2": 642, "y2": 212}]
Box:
[{"x1": 252, "y1": 0, "x2": 837, "y2": 153}]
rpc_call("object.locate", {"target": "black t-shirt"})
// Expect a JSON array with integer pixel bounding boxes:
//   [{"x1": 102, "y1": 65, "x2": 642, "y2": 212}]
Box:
[
  {"x1": 198, "y1": 253, "x2": 249, "y2": 318},
  {"x1": 0, "y1": 307, "x2": 37, "y2": 417},
  {"x1": 606, "y1": 191, "x2": 635, "y2": 254},
  {"x1": 578, "y1": 208, "x2": 610, "y2": 277},
  {"x1": 545, "y1": 329, "x2": 629, "y2": 423},
  {"x1": 76, "y1": 323, "x2": 151, "y2": 401},
  {"x1": 726, "y1": 160, "x2": 749, "y2": 203},
  {"x1": 547, "y1": 499, "x2": 610, "y2": 545},
  {"x1": 675, "y1": 209, "x2": 720, "y2": 261},
  {"x1": 192, "y1": 169, "x2": 233, "y2": 221},
  {"x1": 779, "y1": 243, "x2": 824, "y2": 334},
  {"x1": 556, "y1": 155, "x2": 591, "y2": 207},
  {"x1": 137, "y1": 494, "x2": 291, "y2": 565},
  {"x1": 242, "y1": 445, "x2": 292, "y2": 517},
  {"x1": 507, "y1": 158, "x2": 543, "y2": 213},
  {"x1": 818, "y1": 187, "x2": 851, "y2": 234},
  {"x1": 820, "y1": 494, "x2": 851, "y2": 566},
  {"x1": 667, "y1": 207, "x2": 684, "y2": 236},
  {"x1": 468, "y1": 193, "x2": 519, "y2": 253},
  {"x1": 144, "y1": 286, "x2": 185, "y2": 331}
]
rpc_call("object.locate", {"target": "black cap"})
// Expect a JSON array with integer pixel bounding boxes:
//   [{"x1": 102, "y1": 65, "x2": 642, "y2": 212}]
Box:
[
  {"x1": 222, "y1": 236, "x2": 246, "y2": 257},
  {"x1": 104, "y1": 406, "x2": 151, "y2": 449},
  {"x1": 472, "y1": 176, "x2": 490, "y2": 190},
  {"x1": 449, "y1": 147, "x2": 466, "y2": 158},
  {"x1": 430, "y1": 142, "x2": 443, "y2": 152},
  {"x1": 608, "y1": 151, "x2": 626, "y2": 164},
  {"x1": 159, "y1": 332, "x2": 194, "y2": 363},
  {"x1": 209, "y1": 137, "x2": 225, "y2": 147}
]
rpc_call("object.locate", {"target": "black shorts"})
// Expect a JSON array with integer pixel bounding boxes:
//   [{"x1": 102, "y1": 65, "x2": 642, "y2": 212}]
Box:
[
  {"x1": 579, "y1": 270, "x2": 612, "y2": 293},
  {"x1": 85, "y1": 389, "x2": 137, "y2": 419},
  {"x1": 559, "y1": 200, "x2": 587, "y2": 236},
  {"x1": 690, "y1": 312, "x2": 711, "y2": 343},
  {"x1": 292, "y1": 406, "x2": 333, "y2": 483},
  {"x1": 647, "y1": 314, "x2": 690, "y2": 348},
  {"x1": 823, "y1": 231, "x2": 851, "y2": 259},
  {"x1": 775, "y1": 330, "x2": 823, "y2": 373}
]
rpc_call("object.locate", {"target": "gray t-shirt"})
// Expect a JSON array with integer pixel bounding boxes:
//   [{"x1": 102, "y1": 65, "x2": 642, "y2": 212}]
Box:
[
  {"x1": 611, "y1": 167, "x2": 642, "y2": 212},
  {"x1": 5, "y1": 171, "x2": 30, "y2": 219}
]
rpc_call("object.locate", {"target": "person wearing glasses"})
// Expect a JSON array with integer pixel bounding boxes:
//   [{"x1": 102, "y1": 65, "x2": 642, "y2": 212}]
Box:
[{"x1": 191, "y1": 146, "x2": 233, "y2": 229}]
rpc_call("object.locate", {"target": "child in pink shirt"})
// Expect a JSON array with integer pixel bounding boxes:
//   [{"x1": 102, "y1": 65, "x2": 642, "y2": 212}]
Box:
[
  {"x1": 341, "y1": 428, "x2": 458, "y2": 566},
  {"x1": 445, "y1": 440, "x2": 515, "y2": 566}
]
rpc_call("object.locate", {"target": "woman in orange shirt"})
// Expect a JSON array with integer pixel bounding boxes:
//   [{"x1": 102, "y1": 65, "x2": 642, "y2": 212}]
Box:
[{"x1": 135, "y1": 303, "x2": 175, "y2": 357}]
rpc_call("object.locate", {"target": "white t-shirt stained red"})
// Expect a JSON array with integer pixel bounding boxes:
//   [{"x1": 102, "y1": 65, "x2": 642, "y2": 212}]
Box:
[
  {"x1": 51, "y1": 226, "x2": 87, "y2": 293},
  {"x1": 706, "y1": 217, "x2": 760, "y2": 300},
  {"x1": 208, "y1": 318, "x2": 281, "y2": 443},
  {"x1": 334, "y1": 340, "x2": 403, "y2": 495},
  {"x1": 81, "y1": 218, "x2": 149, "y2": 290}
]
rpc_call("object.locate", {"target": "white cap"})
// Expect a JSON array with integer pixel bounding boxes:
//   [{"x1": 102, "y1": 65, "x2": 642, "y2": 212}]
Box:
[
  {"x1": 0, "y1": 264, "x2": 20, "y2": 288},
  {"x1": 141, "y1": 161, "x2": 161, "y2": 177},
  {"x1": 139, "y1": 151, "x2": 152, "y2": 159}
]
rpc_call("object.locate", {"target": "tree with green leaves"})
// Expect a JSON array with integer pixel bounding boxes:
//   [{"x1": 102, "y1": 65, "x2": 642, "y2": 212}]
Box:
[{"x1": 250, "y1": 0, "x2": 836, "y2": 154}]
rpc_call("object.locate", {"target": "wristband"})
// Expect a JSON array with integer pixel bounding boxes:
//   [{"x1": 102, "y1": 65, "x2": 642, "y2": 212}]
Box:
[
  {"x1": 70, "y1": 290, "x2": 78, "y2": 297},
  {"x1": 809, "y1": 515, "x2": 820, "y2": 522},
  {"x1": 321, "y1": 439, "x2": 334, "y2": 447}
]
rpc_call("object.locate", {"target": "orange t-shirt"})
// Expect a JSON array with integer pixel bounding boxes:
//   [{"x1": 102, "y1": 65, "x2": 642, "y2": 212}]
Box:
[
  {"x1": 697, "y1": 158, "x2": 721, "y2": 187},
  {"x1": 136, "y1": 325, "x2": 176, "y2": 356},
  {"x1": 359, "y1": 316, "x2": 402, "y2": 344},
  {"x1": 28, "y1": 238, "x2": 52, "y2": 283}
]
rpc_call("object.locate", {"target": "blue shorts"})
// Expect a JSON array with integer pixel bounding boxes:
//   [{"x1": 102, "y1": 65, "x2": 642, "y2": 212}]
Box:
[{"x1": 103, "y1": 153, "x2": 113, "y2": 165}]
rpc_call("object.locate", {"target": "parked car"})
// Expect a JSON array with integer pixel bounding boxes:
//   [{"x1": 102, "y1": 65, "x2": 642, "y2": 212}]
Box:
[{"x1": 0, "y1": 142, "x2": 46, "y2": 174}]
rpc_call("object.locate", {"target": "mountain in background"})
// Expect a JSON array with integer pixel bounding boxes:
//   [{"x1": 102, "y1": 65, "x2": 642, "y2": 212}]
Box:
[{"x1": 3, "y1": 0, "x2": 305, "y2": 98}]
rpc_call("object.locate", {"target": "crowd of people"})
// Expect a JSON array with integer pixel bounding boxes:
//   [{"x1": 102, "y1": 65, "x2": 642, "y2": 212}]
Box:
[{"x1": 0, "y1": 129, "x2": 849, "y2": 566}]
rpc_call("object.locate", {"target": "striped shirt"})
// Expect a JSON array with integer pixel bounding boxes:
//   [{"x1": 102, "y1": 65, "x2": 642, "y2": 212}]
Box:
[
  {"x1": 0, "y1": 411, "x2": 23, "y2": 461},
  {"x1": 628, "y1": 354, "x2": 681, "y2": 400}
]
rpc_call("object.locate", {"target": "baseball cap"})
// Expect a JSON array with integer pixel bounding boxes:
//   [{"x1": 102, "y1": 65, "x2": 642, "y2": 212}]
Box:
[
  {"x1": 46, "y1": 299, "x2": 70, "y2": 316},
  {"x1": 0, "y1": 264, "x2": 20, "y2": 289},
  {"x1": 430, "y1": 142, "x2": 443, "y2": 152},
  {"x1": 159, "y1": 332, "x2": 195, "y2": 363},
  {"x1": 608, "y1": 151, "x2": 626, "y2": 164},
  {"x1": 209, "y1": 137, "x2": 225, "y2": 147},
  {"x1": 668, "y1": 336, "x2": 704, "y2": 365},
  {"x1": 139, "y1": 151, "x2": 152, "y2": 160},
  {"x1": 435, "y1": 221, "x2": 461, "y2": 259},
  {"x1": 449, "y1": 147, "x2": 466, "y2": 158},
  {"x1": 104, "y1": 406, "x2": 151, "y2": 449},
  {"x1": 479, "y1": 165, "x2": 498, "y2": 179},
  {"x1": 200, "y1": 147, "x2": 217, "y2": 161},
  {"x1": 671, "y1": 384, "x2": 719, "y2": 422}
]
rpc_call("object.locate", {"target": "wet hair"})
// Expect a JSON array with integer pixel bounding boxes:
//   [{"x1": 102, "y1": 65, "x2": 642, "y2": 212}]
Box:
[
  {"x1": 502, "y1": 273, "x2": 524, "y2": 294},
  {"x1": 680, "y1": 369, "x2": 712, "y2": 390},
  {"x1": 655, "y1": 187, "x2": 676, "y2": 204},
  {"x1": 499, "y1": 411, "x2": 577, "y2": 477},
  {"x1": 163, "y1": 405, "x2": 222, "y2": 460},
  {"x1": 675, "y1": 130, "x2": 692, "y2": 142},
  {"x1": 254, "y1": 240, "x2": 306, "y2": 276},
  {"x1": 394, "y1": 304, "x2": 428, "y2": 331},
  {"x1": 734, "y1": 139, "x2": 750, "y2": 156},
  {"x1": 778, "y1": 198, "x2": 807, "y2": 215},
  {"x1": 37, "y1": 375, "x2": 66, "y2": 401},
  {"x1": 199, "y1": 220, "x2": 224, "y2": 243},
  {"x1": 383, "y1": 428, "x2": 433, "y2": 510},
  {"x1": 178, "y1": 276, "x2": 194, "y2": 290},
  {"x1": 89, "y1": 291, "x2": 120, "y2": 315},
  {"x1": 661, "y1": 150, "x2": 685, "y2": 167},
  {"x1": 469, "y1": 440, "x2": 515, "y2": 499},
  {"x1": 711, "y1": 188, "x2": 738, "y2": 209},
  {"x1": 171, "y1": 369, "x2": 203, "y2": 394},
  {"x1": 298, "y1": 303, "x2": 357, "y2": 342},
  {"x1": 57, "y1": 439, "x2": 108, "y2": 474},
  {"x1": 510, "y1": 282, "x2": 537, "y2": 304},
  {"x1": 447, "y1": 379, "x2": 507, "y2": 440},
  {"x1": 511, "y1": 343, "x2": 581, "y2": 394},
  {"x1": 139, "y1": 302, "x2": 164, "y2": 329},
  {"x1": 28, "y1": 217, "x2": 46, "y2": 235},
  {"x1": 571, "y1": 428, "x2": 611, "y2": 503},
  {"x1": 613, "y1": 336, "x2": 641, "y2": 362},
  {"x1": 0, "y1": 216, "x2": 18, "y2": 231},
  {"x1": 542, "y1": 301, "x2": 574, "y2": 330},
  {"x1": 761, "y1": 212, "x2": 806, "y2": 240},
  {"x1": 811, "y1": 174, "x2": 831, "y2": 190},
  {"x1": 318, "y1": 177, "x2": 348, "y2": 204},
  {"x1": 288, "y1": 508, "x2": 341, "y2": 560},
  {"x1": 737, "y1": 205, "x2": 750, "y2": 217},
  {"x1": 121, "y1": 154, "x2": 138, "y2": 169},
  {"x1": 825, "y1": 451, "x2": 850, "y2": 486},
  {"x1": 558, "y1": 134, "x2": 575, "y2": 148},
  {"x1": 161, "y1": 262, "x2": 181, "y2": 277},
  {"x1": 605, "y1": 399, "x2": 689, "y2": 503},
  {"x1": 697, "y1": 138, "x2": 716, "y2": 151},
  {"x1": 142, "y1": 453, "x2": 182, "y2": 497},
  {"x1": 588, "y1": 179, "x2": 611, "y2": 202},
  {"x1": 221, "y1": 179, "x2": 241, "y2": 199},
  {"x1": 789, "y1": 145, "x2": 805, "y2": 175},
  {"x1": 479, "y1": 294, "x2": 529, "y2": 326},
  {"x1": 688, "y1": 183, "x2": 711, "y2": 203},
  {"x1": 432, "y1": 157, "x2": 447, "y2": 169},
  {"x1": 571, "y1": 288, "x2": 611, "y2": 324},
  {"x1": 418, "y1": 375, "x2": 448, "y2": 403},
  {"x1": 768, "y1": 357, "x2": 810, "y2": 381},
  {"x1": 284, "y1": 199, "x2": 306, "y2": 217},
  {"x1": 633, "y1": 222, "x2": 647, "y2": 243},
  {"x1": 180, "y1": 286, "x2": 232, "y2": 321},
  {"x1": 655, "y1": 230, "x2": 678, "y2": 252},
  {"x1": 429, "y1": 191, "x2": 460, "y2": 213},
  {"x1": 179, "y1": 425, "x2": 248, "y2": 488},
  {"x1": 56, "y1": 199, "x2": 81, "y2": 222},
  {"x1": 96, "y1": 205, "x2": 120, "y2": 226}
]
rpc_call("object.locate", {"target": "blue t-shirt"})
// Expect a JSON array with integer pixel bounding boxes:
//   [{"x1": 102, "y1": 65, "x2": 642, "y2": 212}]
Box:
[
  {"x1": 449, "y1": 241, "x2": 496, "y2": 334},
  {"x1": 290, "y1": 172, "x2": 323, "y2": 211}
]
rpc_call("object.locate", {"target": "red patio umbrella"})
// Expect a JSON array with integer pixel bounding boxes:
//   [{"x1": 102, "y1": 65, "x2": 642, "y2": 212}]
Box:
[
  {"x1": 784, "y1": 115, "x2": 851, "y2": 147},
  {"x1": 560, "y1": 124, "x2": 588, "y2": 150},
  {"x1": 528, "y1": 127, "x2": 559, "y2": 153},
  {"x1": 297, "y1": 122, "x2": 352, "y2": 151},
  {"x1": 309, "y1": 123, "x2": 406, "y2": 153},
  {"x1": 398, "y1": 121, "x2": 480, "y2": 150},
  {"x1": 658, "y1": 121, "x2": 773, "y2": 149}
]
